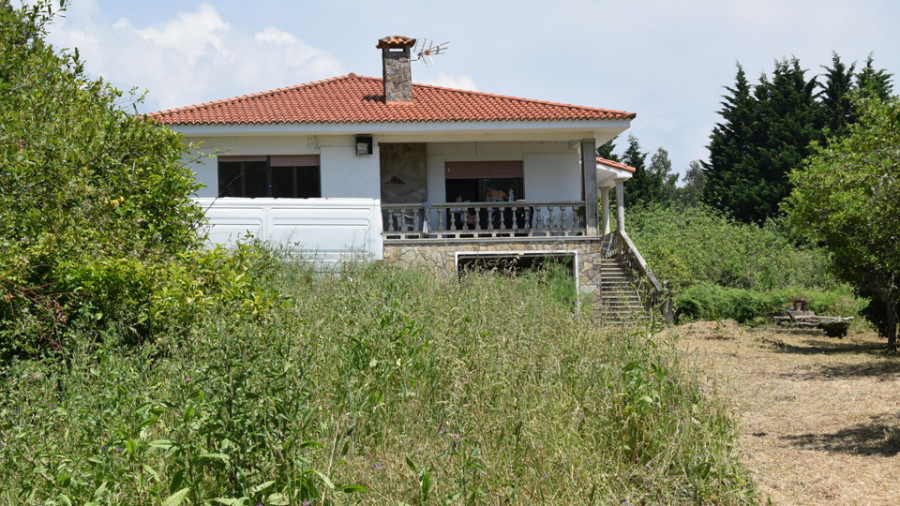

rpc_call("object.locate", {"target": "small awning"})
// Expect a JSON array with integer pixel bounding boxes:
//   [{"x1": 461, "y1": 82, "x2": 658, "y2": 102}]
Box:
[{"x1": 596, "y1": 156, "x2": 634, "y2": 189}]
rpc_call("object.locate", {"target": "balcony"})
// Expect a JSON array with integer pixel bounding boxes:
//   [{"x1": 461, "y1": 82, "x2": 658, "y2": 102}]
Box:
[{"x1": 382, "y1": 201, "x2": 589, "y2": 241}]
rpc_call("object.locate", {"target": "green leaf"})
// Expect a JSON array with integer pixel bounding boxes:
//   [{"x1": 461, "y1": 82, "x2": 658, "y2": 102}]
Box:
[
  {"x1": 340, "y1": 485, "x2": 369, "y2": 494},
  {"x1": 163, "y1": 487, "x2": 191, "y2": 506},
  {"x1": 198, "y1": 453, "x2": 230, "y2": 466},
  {"x1": 149, "y1": 439, "x2": 176, "y2": 450},
  {"x1": 249, "y1": 480, "x2": 276, "y2": 495},
  {"x1": 211, "y1": 499, "x2": 247, "y2": 505},
  {"x1": 314, "y1": 470, "x2": 335, "y2": 490},
  {"x1": 266, "y1": 493, "x2": 290, "y2": 506}
]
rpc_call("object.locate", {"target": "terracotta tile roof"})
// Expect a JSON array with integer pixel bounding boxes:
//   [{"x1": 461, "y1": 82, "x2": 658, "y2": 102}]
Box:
[
  {"x1": 377, "y1": 35, "x2": 416, "y2": 49},
  {"x1": 597, "y1": 157, "x2": 636, "y2": 173},
  {"x1": 148, "y1": 74, "x2": 636, "y2": 126}
]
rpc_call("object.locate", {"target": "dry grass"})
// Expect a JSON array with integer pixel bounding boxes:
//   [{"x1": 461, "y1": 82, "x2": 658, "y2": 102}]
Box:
[{"x1": 666, "y1": 321, "x2": 900, "y2": 505}]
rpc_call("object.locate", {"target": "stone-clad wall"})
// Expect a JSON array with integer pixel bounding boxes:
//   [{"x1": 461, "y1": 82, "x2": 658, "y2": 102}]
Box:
[
  {"x1": 380, "y1": 143, "x2": 427, "y2": 203},
  {"x1": 383, "y1": 238, "x2": 606, "y2": 314}
]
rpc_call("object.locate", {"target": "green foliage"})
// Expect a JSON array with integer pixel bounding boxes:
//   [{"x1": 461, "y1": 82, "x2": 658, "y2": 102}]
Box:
[
  {"x1": 627, "y1": 203, "x2": 839, "y2": 292},
  {"x1": 0, "y1": 0, "x2": 257, "y2": 356},
  {"x1": 622, "y1": 135, "x2": 663, "y2": 207},
  {"x1": 675, "y1": 283, "x2": 865, "y2": 324},
  {"x1": 784, "y1": 94, "x2": 900, "y2": 348},
  {"x1": 0, "y1": 260, "x2": 756, "y2": 504},
  {"x1": 704, "y1": 55, "x2": 895, "y2": 223}
]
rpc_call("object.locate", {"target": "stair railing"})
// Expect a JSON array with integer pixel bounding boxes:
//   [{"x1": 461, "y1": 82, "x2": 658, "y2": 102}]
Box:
[{"x1": 603, "y1": 231, "x2": 673, "y2": 324}]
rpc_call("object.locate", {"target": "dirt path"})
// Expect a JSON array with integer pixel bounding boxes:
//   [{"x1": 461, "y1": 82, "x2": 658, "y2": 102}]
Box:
[{"x1": 669, "y1": 322, "x2": 900, "y2": 505}]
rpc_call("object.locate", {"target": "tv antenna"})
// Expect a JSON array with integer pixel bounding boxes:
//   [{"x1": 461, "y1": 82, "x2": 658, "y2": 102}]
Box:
[{"x1": 413, "y1": 39, "x2": 449, "y2": 66}]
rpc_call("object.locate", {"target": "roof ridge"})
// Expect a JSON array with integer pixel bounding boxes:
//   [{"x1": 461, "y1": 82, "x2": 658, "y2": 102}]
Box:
[
  {"x1": 149, "y1": 74, "x2": 366, "y2": 117},
  {"x1": 408, "y1": 81, "x2": 635, "y2": 117}
]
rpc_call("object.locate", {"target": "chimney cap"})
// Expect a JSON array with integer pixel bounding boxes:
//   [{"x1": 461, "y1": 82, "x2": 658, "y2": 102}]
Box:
[{"x1": 377, "y1": 35, "x2": 416, "y2": 49}]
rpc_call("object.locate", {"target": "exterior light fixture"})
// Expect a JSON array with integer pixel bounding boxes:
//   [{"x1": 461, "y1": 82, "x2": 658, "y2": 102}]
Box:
[{"x1": 355, "y1": 135, "x2": 373, "y2": 155}]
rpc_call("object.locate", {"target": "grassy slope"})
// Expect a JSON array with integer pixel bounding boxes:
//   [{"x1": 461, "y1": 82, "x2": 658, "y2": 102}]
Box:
[{"x1": 0, "y1": 261, "x2": 755, "y2": 504}]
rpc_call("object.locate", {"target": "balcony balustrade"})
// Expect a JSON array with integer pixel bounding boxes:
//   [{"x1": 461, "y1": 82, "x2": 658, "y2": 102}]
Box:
[{"x1": 382, "y1": 201, "x2": 588, "y2": 240}]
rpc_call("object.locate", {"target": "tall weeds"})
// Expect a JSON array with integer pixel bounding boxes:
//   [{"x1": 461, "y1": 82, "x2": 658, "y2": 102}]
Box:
[{"x1": 0, "y1": 259, "x2": 755, "y2": 504}]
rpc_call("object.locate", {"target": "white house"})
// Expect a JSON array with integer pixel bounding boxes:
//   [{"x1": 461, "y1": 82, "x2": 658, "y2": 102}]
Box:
[{"x1": 151, "y1": 35, "x2": 663, "y2": 320}]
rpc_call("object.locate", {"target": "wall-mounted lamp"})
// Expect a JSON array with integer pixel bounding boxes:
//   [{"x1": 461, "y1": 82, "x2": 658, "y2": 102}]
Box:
[{"x1": 355, "y1": 135, "x2": 373, "y2": 155}]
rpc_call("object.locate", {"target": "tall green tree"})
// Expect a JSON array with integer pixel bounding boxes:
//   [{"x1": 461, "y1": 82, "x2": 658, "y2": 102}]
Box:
[
  {"x1": 703, "y1": 65, "x2": 758, "y2": 219},
  {"x1": 621, "y1": 135, "x2": 660, "y2": 207},
  {"x1": 818, "y1": 53, "x2": 857, "y2": 136},
  {"x1": 784, "y1": 95, "x2": 900, "y2": 350},
  {"x1": 856, "y1": 54, "x2": 894, "y2": 101},
  {"x1": 648, "y1": 147, "x2": 679, "y2": 202},
  {"x1": 678, "y1": 160, "x2": 705, "y2": 207},
  {"x1": 705, "y1": 55, "x2": 894, "y2": 224},
  {"x1": 597, "y1": 139, "x2": 620, "y2": 162}
]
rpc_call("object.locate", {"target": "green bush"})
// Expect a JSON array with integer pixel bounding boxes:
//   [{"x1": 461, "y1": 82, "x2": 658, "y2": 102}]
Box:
[
  {"x1": 627, "y1": 203, "x2": 839, "y2": 291},
  {"x1": 675, "y1": 282, "x2": 867, "y2": 324},
  {"x1": 0, "y1": 1, "x2": 261, "y2": 356}
]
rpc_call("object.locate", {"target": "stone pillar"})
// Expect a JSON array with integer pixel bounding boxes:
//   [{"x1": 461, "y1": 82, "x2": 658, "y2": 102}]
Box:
[
  {"x1": 616, "y1": 180, "x2": 625, "y2": 232},
  {"x1": 581, "y1": 139, "x2": 599, "y2": 236},
  {"x1": 600, "y1": 187, "x2": 610, "y2": 235}
]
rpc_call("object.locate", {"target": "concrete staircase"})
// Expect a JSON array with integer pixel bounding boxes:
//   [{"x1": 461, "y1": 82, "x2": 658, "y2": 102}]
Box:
[{"x1": 598, "y1": 256, "x2": 648, "y2": 324}]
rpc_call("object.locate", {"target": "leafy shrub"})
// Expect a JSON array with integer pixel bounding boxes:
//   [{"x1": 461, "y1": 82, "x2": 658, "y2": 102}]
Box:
[
  {"x1": 676, "y1": 282, "x2": 867, "y2": 324},
  {"x1": 627, "y1": 203, "x2": 839, "y2": 291},
  {"x1": 0, "y1": 1, "x2": 264, "y2": 356}
]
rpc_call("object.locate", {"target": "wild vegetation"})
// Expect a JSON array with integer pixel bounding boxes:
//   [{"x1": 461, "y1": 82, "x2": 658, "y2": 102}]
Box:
[
  {"x1": 784, "y1": 95, "x2": 900, "y2": 349},
  {"x1": 0, "y1": 0, "x2": 275, "y2": 359},
  {"x1": 625, "y1": 203, "x2": 865, "y2": 324},
  {"x1": 0, "y1": 260, "x2": 756, "y2": 504}
]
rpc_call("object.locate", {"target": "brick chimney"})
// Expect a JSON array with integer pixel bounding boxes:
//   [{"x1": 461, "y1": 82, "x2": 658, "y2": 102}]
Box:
[{"x1": 377, "y1": 35, "x2": 416, "y2": 103}]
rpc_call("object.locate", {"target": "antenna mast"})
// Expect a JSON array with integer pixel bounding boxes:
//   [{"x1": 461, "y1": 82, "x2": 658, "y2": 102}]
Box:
[{"x1": 412, "y1": 39, "x2": 449, "y2": 66}]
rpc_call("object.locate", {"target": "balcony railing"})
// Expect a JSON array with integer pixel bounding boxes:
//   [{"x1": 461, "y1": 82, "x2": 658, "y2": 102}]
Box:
[{"x1": 382, "y1": 201, "x2": 587, "y2": 240}]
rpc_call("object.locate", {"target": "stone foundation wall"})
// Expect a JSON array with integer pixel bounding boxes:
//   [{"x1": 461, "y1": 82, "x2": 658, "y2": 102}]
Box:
[{"x1": 383, "y1": 238, "x2": 606, "y2": 313}]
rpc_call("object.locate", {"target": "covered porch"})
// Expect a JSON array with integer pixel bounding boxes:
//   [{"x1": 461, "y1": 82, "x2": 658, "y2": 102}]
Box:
[{"x1": 380, "y1": 149, "x2": 634, "y2": 242}]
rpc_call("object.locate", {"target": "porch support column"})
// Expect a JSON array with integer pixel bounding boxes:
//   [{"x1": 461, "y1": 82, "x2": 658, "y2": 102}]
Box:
[
  {"x1": 581, "y1": 139, "x2": 599, "y2": 236},
  {"x1": 600, "y1": 187, "x2": 611, "y2": 235},
  {"x1": 615, "y1": 180, "x2": 625, "y2": 232}
]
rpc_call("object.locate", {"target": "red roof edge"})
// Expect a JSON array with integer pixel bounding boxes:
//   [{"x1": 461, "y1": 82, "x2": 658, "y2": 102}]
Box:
[{"x1": 597, "y1": 156, "x2": 636, "y2": 173}]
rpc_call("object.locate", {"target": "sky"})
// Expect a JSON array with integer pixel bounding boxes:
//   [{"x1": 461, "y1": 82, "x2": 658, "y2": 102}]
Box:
[{"x1": 40, "y1": 0, "x2": 900, "y2": 180}]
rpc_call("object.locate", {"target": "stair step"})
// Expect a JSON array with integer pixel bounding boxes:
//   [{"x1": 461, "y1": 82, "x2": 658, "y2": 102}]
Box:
[{"x1": 592, "y1": 254, "x2": 652, "y2": 324}]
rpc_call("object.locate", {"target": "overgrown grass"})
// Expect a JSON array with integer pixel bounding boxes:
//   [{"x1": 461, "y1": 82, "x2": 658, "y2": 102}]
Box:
[{"x1": 0, "y1": 259, "x2": 755, "y2": 504}]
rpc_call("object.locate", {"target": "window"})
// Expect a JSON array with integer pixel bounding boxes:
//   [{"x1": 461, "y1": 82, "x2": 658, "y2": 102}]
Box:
[
  {"x1": 218, "y1": 155, "x2": 320, "y2": 198},
  {"x1": 444, "y1": 161, "x2": 524, "y2": 202}
]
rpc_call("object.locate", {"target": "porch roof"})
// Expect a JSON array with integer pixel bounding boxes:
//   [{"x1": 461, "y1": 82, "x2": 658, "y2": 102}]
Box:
[{"x1": 148, "y1": 74, "x2": 635, "y2": 126}]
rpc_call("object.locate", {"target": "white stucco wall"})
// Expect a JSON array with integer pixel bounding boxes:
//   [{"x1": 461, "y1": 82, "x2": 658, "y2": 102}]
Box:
[
  {"x1": 523, "y1": 153, "x2": 582, "y2": 201},
  {"x1": 424, "y1": 141, "x2": 582, "y2": 203},
  {"x1": 320, "y1": 145, "x2": 380, "y2": 199}
]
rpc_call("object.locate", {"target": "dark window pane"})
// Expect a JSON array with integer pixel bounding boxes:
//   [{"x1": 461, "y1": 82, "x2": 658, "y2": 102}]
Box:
[
  {"x1": 218, "y1": 162, "x2": 242, "y2": 197},
  {"x1": 271, "y1": 166, "x2": 296, "y2": 198},
  {"x1": 243, "y1": 160, "x2": 268, "y2": 197},
  {"x1": 296, "y1": 166, "x2": 321, "y2": 198}
]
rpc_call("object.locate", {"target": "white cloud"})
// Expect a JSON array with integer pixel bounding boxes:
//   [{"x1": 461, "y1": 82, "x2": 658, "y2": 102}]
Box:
[
  {"x1": 128, "y1": 3, "x2": 230, "y2": 65},
  {"x1": 255, "y1": 26, "x2": 297, "y2": 45},
  {"x1": 47, "y1": 2, "x2": 343, "y2": 111},
  {"x1": 419, "y1": 73, "x2": 478, "y2": 91}
]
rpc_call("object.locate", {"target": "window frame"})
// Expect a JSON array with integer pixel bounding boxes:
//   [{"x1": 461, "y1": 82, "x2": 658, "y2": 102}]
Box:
[{"x1": 217, "y1": 155, "x2": 320, "y2": 199}]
